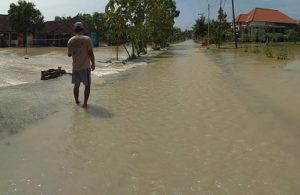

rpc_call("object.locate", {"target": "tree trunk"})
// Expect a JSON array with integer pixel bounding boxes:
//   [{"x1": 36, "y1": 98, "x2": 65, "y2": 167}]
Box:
[
  {"x1": 123, "y1": 44, "x2": 131, "y2": 58},
  {"x1": 131, "y1": 41, "x2": 136, "y2": 59},
  {"x1": 23, "y1": 32, "x2": 27, "y2": 48}
]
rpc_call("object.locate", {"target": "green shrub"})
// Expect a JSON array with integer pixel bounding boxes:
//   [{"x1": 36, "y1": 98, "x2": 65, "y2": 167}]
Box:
[
  {"x1": 266, "y1": 33, "x2": 284, "y2": 42},
  {"x1": 263, "y1": 44, "x2": 273, "y2": 58},
  {"x1": 241, "y1": 33, "x2": 250, "y2": 42},
  {"x1": 251, "y1": 47, "x2": 261, "y2": 54},
  {"x1": 286, "y1": 29, "x2": 298, "y2": 43},
  {"x1": 225, "y1": 30, "x2": 234, "y2": 42},
  {"x1": 277, "y1": 47, "x2": 288, "y2": 60}
]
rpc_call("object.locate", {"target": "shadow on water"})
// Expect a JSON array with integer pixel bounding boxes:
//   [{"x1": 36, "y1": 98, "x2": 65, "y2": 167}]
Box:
[{"x1": 84, "y1": 105, "x2": 114, "y2": 118}]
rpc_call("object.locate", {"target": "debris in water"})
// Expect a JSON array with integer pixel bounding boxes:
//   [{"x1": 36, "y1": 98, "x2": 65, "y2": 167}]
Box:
[{"x1": 41, "y1": 67, "x2": 67, "y2": 80}]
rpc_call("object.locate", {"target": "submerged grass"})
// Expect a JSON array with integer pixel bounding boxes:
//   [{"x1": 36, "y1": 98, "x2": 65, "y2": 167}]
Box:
[
  {"x1": 263, "y1": 44, "x2": 273, "y2": 58},
  {"x1": 277, "y1": 47, "x2": 288, "y2": 60},
  {"x1": 240, "y1": 43, "x2": 292, "y2": 61}
]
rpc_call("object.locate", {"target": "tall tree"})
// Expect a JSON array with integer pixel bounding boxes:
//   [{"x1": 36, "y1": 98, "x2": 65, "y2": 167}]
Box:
[
  {"x1": 105, "y1": 0, "x2": 148, "y2": 58},
  {"x1": 193, "y1": 16, "x2": 208, "y2": 40},
  {"x1": 217, "y1": 8, "x2": 227, "y2": 48},
  {"x1": 208, "y1": 20, "x2": 220, "y2": 46},
  {"x1": 8, "y1": 0, "x2": 44, "y2": 47},
  {"x1": 146, "y1": 0, "x2": 180, "y2": 49},
  {"x1": 105, "y1": 0, "x2": 128, "y2": 45},
  {"x1": 105, "y1": 0, "x2": 180, "y2": 56}
]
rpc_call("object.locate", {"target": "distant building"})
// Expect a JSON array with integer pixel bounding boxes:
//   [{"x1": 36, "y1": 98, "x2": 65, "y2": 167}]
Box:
[
  {"x1": 0, "y1": 14, "x2": 92, "y2": 47},
  {"x1": 235, "y1": 8, "x2": 297, "y2": 35},
  {"x1": 0, "y1": 14, "x2": 20, "y2": 47},
  {"x1": 33, "y1": 15, "x2": 91, "y2": 47}
]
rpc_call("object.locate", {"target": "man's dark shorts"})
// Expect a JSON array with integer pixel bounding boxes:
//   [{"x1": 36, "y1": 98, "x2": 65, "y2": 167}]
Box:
[{"x1": 72, "y1": 68, "x2": 91, "y2": 86}]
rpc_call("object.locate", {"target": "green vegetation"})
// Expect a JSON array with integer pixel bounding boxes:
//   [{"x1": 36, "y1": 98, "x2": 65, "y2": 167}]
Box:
[
  {"x1": 193, "y1": 16, "x2": 207, "y2": 40},
  {"x1": 263, "y1": 44, "x2": 273, "y2": 58},
  {"x1": 192, "y1": 8, "x2": 237, "y2": 48},
  {"x1": 251, "y1": 46, "x2": 261, "y2": 54},
  {"x1": 54, "y1": 16, "x2": 72, "y2": 21},
  {"x1": 8, "y1": 0, "x2": 44, "y2": 47},
  {"x1": 241, "y1": 33, "x2": 250, "y2": 42},
  {"x1": 104, "y1": 0, "x2": 180, "y2": 58},
  {"x1": 240, "y1": 29, "x2": 300, "y2": 44},
  {"x1": 170, "y1": 27, "x2": 186, "y2": 43},
  {"x1": 286, "y1": 29, "x2": 298, "y2": 43},
  {"x1": 277, "y1": 47, "x2": 288, "y2": 60},
  {"x1": 243, "y1": 44, "x2": 290, "y2": 61},
  {"x1": 250, "y1": 29, "x2": 266, "y2": 42},
  {"x1": 6, "y1": 0, "x2": 183, "y2": 53},
  {"x1": 214, "y1": 8, "x2": 227, "y2": 48}
]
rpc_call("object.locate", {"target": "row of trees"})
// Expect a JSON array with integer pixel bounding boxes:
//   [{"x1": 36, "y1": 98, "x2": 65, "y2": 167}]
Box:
[
  {"x1": 6, "y1": 0, "x2": 184, "y2": 58},
  {"x1": 193, "y1": 8, "x2": 230, "y2": 48}
]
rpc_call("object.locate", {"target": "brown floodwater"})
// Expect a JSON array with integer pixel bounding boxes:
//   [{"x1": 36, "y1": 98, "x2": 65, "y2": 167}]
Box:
[{"x1": 0, "y1": 41, "x2": 300, "y2": 194}]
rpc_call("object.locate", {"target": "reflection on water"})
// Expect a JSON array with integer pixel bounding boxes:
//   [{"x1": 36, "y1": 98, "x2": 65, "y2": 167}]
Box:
[{"x1": 1, "y1": 41, "x2": 300, "y2": 194}]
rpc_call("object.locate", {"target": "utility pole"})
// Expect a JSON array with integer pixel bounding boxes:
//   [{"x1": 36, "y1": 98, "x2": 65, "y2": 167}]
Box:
[
  {"x1": 207, "y1": 3, "x2": 210, "y2": 47},
  {"x1": 231, "y1": 0, "x2": 238, "y2": 48},
  {"x1": 218, "y1": 0, "x2": 222, "y2": 48}
]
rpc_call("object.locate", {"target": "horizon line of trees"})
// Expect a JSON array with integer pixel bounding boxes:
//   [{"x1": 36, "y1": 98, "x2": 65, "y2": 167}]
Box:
[{"x1": 5, "y1": 0, "x2": 187, "y2": 57}]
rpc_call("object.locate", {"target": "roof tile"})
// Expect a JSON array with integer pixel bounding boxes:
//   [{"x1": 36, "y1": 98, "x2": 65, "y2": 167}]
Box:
[{"x1": 235, "y1": 8, "x2": 297, "y2": 25}]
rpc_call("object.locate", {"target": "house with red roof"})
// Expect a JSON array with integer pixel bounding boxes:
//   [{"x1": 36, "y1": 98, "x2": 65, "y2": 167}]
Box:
[{"x1": 235, "y1": 8, "x2": 297, "y2": 40}]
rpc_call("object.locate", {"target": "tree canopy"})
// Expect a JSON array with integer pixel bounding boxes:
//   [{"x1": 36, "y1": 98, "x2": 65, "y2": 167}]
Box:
[
  {"x1": 54, "y1": 16, "x2": 72, "y2": 21},
  {"x1": 193, "y1": 16, "x2": 208, "y2": 39},
  {"x1": 8, "y1": 0, "x2": 44, "y2": 35},
  {"x1": 105, "y1": 0, "x2": 180, "y2": 57}
]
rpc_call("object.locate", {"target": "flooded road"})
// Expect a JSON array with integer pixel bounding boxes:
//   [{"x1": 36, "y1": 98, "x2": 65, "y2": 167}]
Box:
[{"x1": 0, "y1": 41, "x2": 300, "y2": 194}]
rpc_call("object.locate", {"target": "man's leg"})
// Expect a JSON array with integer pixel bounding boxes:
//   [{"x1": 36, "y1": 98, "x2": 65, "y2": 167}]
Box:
[
  {"x1": 83, "y1": 85, "x2": 90, "y2": 107},
  {"x1": 73, "y1": 84, "x2": 80, "y2": 104},
  {"x1": 83, "y1": 68, "x2": 91, "y2": 107}
]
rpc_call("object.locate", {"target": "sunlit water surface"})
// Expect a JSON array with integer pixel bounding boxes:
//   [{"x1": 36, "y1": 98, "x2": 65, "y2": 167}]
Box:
[{"x1": 0, "y1": 41, "x2": 300, "y2": 194}]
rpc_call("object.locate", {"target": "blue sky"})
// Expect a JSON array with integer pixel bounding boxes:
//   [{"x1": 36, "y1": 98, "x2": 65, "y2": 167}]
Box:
[{"x1": 1, "y1": 0, "x2": 299, "y2": 30}]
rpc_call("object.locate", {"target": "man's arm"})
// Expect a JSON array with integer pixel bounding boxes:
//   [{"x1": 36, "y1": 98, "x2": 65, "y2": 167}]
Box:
[
  {"x1": 88, "y1": 49, "x2": 95, "y2": 71},
  {"x1": 68, "y1": 47, "x2": 72, "y2": 57},
  {"x1": 67, "y1": 38, "x2": 72, "y2": 57}
]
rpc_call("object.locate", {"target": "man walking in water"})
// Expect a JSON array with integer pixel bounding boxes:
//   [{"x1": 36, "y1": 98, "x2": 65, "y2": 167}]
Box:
[{"x1": 68, "y1": 22, "x2": 95, "y2": 107}]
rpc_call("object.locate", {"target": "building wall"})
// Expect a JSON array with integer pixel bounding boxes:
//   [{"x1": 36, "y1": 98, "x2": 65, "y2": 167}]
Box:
[{"x1": 0, "y1": 32, "x2": 18, "y2": 47}]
